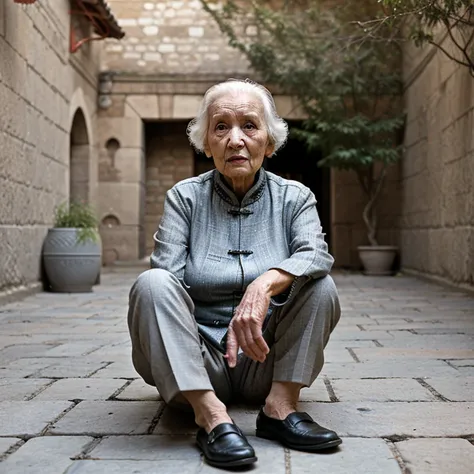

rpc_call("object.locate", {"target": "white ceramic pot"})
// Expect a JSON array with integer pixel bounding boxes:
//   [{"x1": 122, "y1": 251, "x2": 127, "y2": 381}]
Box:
[
  {"x1": 42, "y1": 228, "x2": 101, "y2": 292},
  {"x1": 357, "y1": 245, "x2": 398, "y2": 276}
]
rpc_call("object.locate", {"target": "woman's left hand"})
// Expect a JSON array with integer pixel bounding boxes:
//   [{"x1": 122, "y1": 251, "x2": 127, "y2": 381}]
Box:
[
  {"x1": 225, "y1": 269, "x2": 294, "y2": 368},
  {"x1": 225, "y1": 279, "x2": 271, "y2": 368}
]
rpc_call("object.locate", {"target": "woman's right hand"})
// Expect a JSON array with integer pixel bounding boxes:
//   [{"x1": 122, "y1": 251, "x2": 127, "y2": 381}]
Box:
[
  {"x1": 225, "y1": 279, "x2": 271, "y2": 368},
  {"x1": 225, "y1": 269, "x2": 294, "y2": 367}
]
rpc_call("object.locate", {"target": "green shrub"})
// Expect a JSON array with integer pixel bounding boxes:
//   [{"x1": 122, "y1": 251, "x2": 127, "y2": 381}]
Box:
[{"x1": 54, "y1": 202, "x2": 99, "y2": 243}]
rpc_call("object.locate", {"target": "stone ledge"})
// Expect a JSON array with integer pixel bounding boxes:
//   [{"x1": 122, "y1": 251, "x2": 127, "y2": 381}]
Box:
[
  {"x1": 0, "y1": 282, "x2": 43, "y2": 306},
  {"x1": 401, "y1": 268, "x2": 474, "y2": 295}
]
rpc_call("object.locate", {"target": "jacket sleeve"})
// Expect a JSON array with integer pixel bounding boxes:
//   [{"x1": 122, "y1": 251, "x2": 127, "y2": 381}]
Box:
[
  {"x1": 271, "y1": 186, "x2": 334, "y2": 280},
  {"x1": 150, "y1": 187, "x2": 190, "y2": 280}
]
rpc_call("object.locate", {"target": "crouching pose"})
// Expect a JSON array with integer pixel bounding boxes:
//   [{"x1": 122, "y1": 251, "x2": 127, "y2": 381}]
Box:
[{"x1": 128, "y1": 78, "x2": 341, "y2": 469}]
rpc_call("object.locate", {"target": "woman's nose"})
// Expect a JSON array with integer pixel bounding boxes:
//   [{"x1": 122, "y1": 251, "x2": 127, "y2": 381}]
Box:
[{"x1": 228, "y1": 127, "x2": 244, "y2": 148}]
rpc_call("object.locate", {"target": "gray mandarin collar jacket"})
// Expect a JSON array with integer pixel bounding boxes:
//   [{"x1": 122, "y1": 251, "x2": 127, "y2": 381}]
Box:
[{"x1": 151, "y1": 168, "x2": 334, "y2": 327}]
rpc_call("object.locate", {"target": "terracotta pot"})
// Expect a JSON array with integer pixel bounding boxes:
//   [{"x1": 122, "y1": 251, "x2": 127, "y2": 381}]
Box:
[{"x1": 357, "y1": 245, "x2": 398, "y2": 276}]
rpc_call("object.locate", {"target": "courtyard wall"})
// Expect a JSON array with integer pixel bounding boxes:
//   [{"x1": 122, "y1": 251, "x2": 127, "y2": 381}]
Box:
[
  {"x1": 401, "y1": 37, "x2": 474, "y2": 289},
  {"x1": 0, "y1": 1, "x2": 102, "y2": 294}
]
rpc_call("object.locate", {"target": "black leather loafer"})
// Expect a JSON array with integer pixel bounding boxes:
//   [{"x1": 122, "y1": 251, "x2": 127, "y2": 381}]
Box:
[
  {"x1": 256, "y1": 409, "x2": 342, "y2": 452},
  {"x1": 196, "y1": 422, "x2": 257, "y2": 468}
]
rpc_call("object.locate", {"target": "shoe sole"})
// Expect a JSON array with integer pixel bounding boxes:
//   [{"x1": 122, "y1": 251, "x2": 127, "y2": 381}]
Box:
[
  {"x1": 256, "y1": 430, "x2": 342, "y2": 452},
  {"x1": 205, "y1": 456, "x2": 258, "y2": 468},
  {"x1": 196, "y1": 441, "x2": 258, "y2": 468}
]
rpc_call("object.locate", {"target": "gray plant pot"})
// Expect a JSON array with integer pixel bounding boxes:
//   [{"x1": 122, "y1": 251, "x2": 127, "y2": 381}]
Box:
[
  {"x1": 43, "y1": 228, "x2": 102, "y2": 292},
  {"x1": 358, "y1": 245, "x2": 398, "y2": 276}
]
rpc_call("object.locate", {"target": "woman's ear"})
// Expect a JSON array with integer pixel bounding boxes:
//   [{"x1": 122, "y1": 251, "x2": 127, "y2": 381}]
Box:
[
  {"x1": 204, "y1": 141, "x2": 212, "y2": 158},
  {"x1": 265, "y1": 141, "x2": 275, "y2": 158}
]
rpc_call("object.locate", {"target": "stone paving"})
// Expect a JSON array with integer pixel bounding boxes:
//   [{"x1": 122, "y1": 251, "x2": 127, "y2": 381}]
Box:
[{"x1": 0, "y1": 268, "x2": 473, "y2": 473}]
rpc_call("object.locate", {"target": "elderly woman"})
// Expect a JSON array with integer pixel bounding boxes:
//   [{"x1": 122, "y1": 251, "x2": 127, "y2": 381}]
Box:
[{"x1": 128, "y1": 79, "x2": 341, "y2": 468}]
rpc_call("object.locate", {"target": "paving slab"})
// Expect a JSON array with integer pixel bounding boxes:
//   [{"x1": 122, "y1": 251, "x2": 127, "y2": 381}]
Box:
[
  {"x1": 32, "y1": 378, "x2": 128, "y2": 401},
  {"x1": 381, "y1": 334, "x2": 474, "y2": 350},
  {"x1": 0, "y1": 436, "x2": 93, "y2": 474},
  {"x1": 0, "y1": 368, "x2": 40, "y2": 378},
  {"x1": 412, "y1": 327, "x2": 474, "y2": 335},
  {"x1": 330, "y1": 329, "x2": 396, "y2": 341},
  {"x1": 396, "y1": 438, "x2": 474, "y2": 474},
  {"x1": 34, "y1": 361, "x2": 110, "y2": 378},
  {"x1": 86, "y1": 343, "x2": 132, "y2": 360},
  {"x1": 331, "y1": 378, "x2": 436, "y2": 402},
  {"x1": 41, "y1": 334, "x2": 129, "y2": 344},
  {"x1": 290, "y1": 437, "x2": 401, "y2": 473},
  {"x1": 88, "y1": 361, "x2": 139, "y2": 379},
  {"x1": 43, "y1": 343, "x2": 103, "y2": 357},
  {"x1": 324, "y1": 349, "x2": 357, "y2": 363},
  {"x1": 449, "y1": 359, "x2": 474, "y2": 367},
  {"x1": 90, "y1": 435, "x2": 198, "y2": 460},
  {"x1": 321, "y1": 359, "x2": 459, "y2": 378},
  {"x1": 362, "y1": 324, "x2": 474, "y2": 333},
  {"x1": 333, "y1": 315, "x2": 374, "y2": 325},
  {"x1": 352, "y1": 348, "x2": 474, "y2": 361},
  {"x1": 326, "y1": 339, "x2": 378, "y2": 349},
  {"x1": 154, "y1": 406, "x2": 198, "y2": 435},
  {"x1": 0, "y1": 336, "x2": 54, "y2": 351},
  {"x1": 1, "y1": 271, "x2": 474, "y2": 473},
  {"x1": 0, "y1": 378, "x2": 53, "y2": 401},
  {"x1": 227, "y1": 406, "x2": 261, "y2": 435},
  {"x1": 114, "y1": 379, "x2": 161, "y2": 401},
  {"x1": 65, "y1": 459, "x2": 201, "y2": 473},
  {"x1": 0, "y1": 437, "x2": 21, "y2": 457},
  {"x1": 299, "y1": 378, "x2": 330, "y2": 401},
  {"x1": 0, "y1": 401, "x2": 72, "y2": 436},
  {"x1": 1, "y1": 358, "x2": 55, "y2": 377},
  {"x1": 456, "y1": 366, "x2": 474, "y2": 376},
  {"x1": 0, "y1": 343, "x2": 59, "y2": 364},
  {"x1": 299, "y1": 401, "x2": 474, "y2": 437},
  {"x1": 49, "y1": 401, "x2": 162, "y2": 435},
  {"x1": 423, "y1": 377, "x2": 474, "y2": 401}
]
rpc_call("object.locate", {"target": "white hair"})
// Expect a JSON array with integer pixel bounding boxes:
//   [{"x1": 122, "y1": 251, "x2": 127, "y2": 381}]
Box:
[{"x1": 187, "y1": 78, "x2": 288, "y2": 157}]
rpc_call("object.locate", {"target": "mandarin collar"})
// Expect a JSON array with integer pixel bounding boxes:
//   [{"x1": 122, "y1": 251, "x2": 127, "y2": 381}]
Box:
[{"x1": 213, "y1": 168, "x2": 266, "y2": 206}]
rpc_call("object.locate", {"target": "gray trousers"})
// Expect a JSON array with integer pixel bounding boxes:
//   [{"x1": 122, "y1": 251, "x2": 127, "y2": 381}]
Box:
[{"x1": 128, "y1": 269, "x2": 340, "y2": 406}]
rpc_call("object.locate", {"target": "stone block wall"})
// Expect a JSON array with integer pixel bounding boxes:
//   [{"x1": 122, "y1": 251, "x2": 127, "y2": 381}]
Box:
[
  {"x1": 97, "y1": 111, "x2": 145, "y2": 264},
  {"x1": 102, "y1": 0, "x2": 249, "y2": 74},
  {"x1": 401, "y1": 39, "x2": 474, "y2": 288},
  {"x1": 0, "y1": 1, "x2": 100, "y2": 292}
]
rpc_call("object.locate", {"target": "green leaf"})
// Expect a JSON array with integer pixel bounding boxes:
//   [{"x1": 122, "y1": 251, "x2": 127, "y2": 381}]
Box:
[{"x1": 54, "y1": 202, "x2": 99, "y2": 243}]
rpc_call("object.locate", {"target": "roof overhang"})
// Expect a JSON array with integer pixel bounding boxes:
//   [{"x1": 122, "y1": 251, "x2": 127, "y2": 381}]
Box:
[{"x1": 70, "y1": 0, "x2": 125, "y2": 53}]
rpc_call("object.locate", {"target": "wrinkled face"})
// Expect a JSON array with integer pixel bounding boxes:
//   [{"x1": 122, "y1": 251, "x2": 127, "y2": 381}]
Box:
[{"x1": 204, "y1": 92, "x2": 274, "y2": 187}]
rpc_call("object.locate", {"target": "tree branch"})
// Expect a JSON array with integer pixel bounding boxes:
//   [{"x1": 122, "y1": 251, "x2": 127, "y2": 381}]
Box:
[
  {"x1": 442, "y1": 16, "x2": 473, "y2": 67},
  {"x1": 356, "y1": 169, "x2": 370, "y2": 197},
  {"x1": 362, "y1": 164, "x2": 387, "y2": 246},
  {"x1": 428, "y1": 39, "x2": 474, "y2": 72}
]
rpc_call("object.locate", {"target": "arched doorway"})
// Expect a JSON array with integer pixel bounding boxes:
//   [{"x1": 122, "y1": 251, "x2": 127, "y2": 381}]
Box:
[{"x1": 70, "y1": 108, "x2": 90, "y2": 204}]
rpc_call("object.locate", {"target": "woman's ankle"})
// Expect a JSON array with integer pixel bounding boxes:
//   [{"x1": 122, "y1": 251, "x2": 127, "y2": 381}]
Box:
[
  {"x1": 263, "y1": 381, "x2": 302, "y2": 420},
  {"x1": 182, "y1": 390, "x2": 232, "y2": 432}
]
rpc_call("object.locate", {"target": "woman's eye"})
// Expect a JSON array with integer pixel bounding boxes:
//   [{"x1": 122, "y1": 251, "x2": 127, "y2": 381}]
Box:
[
  {"x1": 215, "y1": 123, "x2": 227, "y2": 131},
  {"x1": 244, "y1": 122, "x2": 256, "y2": 130}
]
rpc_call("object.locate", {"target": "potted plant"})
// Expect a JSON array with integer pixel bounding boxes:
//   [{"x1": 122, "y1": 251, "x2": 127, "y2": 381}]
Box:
[
  {"x1": 42, "y1": 202, "x2": 102, "y2": 292},
  {"x1": 296, "y1": 72, "x2": 404, "y2": 275}
]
